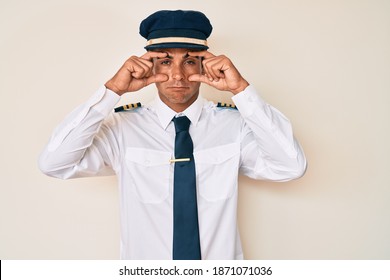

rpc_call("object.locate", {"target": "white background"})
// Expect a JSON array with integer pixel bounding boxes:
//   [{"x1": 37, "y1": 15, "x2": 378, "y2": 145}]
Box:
[{"x1": 1, "y1": 0, "x2": 389, "y2": 259}]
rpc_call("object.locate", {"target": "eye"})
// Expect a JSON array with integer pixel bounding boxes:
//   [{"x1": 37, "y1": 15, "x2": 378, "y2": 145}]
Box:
[
  {"x1": 160, "y1": 59, "x2": 171, "y2": 65},
  {"x1": 184, "y1": 59, "x2": 198, "y2": 66}
]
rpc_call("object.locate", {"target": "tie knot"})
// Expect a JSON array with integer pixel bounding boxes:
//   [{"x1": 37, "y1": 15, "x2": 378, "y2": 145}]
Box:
[{"x1": 173, "y1": 116, "x2": 191, "y2": 133}]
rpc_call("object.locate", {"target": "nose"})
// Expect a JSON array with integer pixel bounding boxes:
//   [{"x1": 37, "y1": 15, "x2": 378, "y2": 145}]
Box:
[{"x1": 171, "y1": 64, "x2": 185, "y2": 81}]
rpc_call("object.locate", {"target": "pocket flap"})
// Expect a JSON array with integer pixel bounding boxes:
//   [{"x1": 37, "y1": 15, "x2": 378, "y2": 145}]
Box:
[
  {"x1": 126, "y1": 148, "x2": 171, "y2": 166},
  {"x1": 194, "y1": 143, "x2": 240, "y2": 164}
]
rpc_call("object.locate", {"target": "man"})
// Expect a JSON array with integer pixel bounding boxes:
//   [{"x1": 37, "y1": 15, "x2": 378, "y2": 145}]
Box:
[{"x1": 39, "y1": 10, "x2": 306, "y2": 260}]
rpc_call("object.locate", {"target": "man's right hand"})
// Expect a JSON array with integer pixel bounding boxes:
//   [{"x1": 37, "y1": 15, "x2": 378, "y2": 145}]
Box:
[{"x1": 105, "y1": 52, "x2": 168, "y2": 96}]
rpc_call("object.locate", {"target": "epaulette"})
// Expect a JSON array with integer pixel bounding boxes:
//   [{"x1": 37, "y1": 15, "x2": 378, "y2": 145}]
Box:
[
  {"x1": 114, "y1": 102, "x2": 142, "y2": 113},
  {"x1": 216, "y1": 102, "x2": 238, "y2": 110}
]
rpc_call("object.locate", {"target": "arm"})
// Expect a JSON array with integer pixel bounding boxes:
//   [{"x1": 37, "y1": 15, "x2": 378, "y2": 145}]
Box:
[
  {"x1": 233, "y1": 86, "x2": 307, "y2": 181},
  {"x1": 188, "y1": 51, "x2": 307, "y2": 181},
  {"x1": 38, "y1": 52, "x2": 168, "y2": 179},
  {"x1": 38, "y1": 87, "x2": 121, "y2": 179}
]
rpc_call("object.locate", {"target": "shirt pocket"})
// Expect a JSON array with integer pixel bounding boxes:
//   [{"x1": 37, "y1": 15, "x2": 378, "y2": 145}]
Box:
[
  {"x1": 125, "y1": 147, "x2": 171, "y2": 204},
  {"x1": 194, "y1": 143, "x2": 240, "y2": 202}
]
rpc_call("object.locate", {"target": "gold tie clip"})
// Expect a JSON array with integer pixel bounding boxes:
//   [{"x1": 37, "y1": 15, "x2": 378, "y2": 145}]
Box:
[{"x1": 169, "y1": 158, "x2": 191, "y2": 163}]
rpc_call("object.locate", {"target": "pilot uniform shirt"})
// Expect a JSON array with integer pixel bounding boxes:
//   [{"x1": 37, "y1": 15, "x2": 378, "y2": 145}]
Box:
[{"x1": 39, "y1": 85, "x2": 306, "y2": 260}]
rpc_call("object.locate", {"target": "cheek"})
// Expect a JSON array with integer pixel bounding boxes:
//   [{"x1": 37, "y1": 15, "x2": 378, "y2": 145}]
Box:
[
  {"x1": 191, "y1": 82, "x2": 201, "y2": 91},
  {"x1": 184, "y1": 64, "x2": 203, "y2": 76}
]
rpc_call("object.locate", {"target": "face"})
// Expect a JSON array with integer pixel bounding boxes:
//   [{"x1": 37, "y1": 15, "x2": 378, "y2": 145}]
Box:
[{"x1": 152, "y1": 48, "x2": 202, "y2": 112}]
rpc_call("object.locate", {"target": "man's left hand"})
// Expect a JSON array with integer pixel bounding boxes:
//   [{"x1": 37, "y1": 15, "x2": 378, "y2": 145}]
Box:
[{"x1": 188, "y1": 51, "x2": 249, "y2": 94}]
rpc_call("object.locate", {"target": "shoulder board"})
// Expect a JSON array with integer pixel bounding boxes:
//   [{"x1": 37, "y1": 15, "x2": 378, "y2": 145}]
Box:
[
  {"x1": 216, "y1": 102, "x2": 237, "y2": 110},
  {"x1": 114, "y1": 102, "x2": 142, "y2": 113}
]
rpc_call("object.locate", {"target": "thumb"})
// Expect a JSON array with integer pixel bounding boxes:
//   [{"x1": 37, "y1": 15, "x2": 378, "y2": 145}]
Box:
[
  {"x1": 188, "y1": 74, "x2": 210, "y2": 84},
  {"x1": 145, "y1": 74, "x2": 168, "y2": 86}
]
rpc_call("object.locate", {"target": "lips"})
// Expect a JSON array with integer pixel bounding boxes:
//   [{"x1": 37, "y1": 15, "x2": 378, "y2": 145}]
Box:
[
  {"x1": 167, "y1": 85, "x2": 189, "y2": 90},
  {"x1": 168, "y1": 83, "x2": 188, "y2": 86}
]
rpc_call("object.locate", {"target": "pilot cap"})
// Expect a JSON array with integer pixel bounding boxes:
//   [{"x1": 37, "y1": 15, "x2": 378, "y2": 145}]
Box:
[{"x1": 140, "y1": 10, "x2": 213, "y2": 50}]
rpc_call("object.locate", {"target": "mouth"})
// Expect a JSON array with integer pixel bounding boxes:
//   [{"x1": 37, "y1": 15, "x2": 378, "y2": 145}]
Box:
[{"x1": 167, "y1": 86, "x2": 189, "y2": 90}]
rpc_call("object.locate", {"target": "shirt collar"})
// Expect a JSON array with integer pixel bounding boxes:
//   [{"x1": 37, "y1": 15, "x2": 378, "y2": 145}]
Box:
[{"x1": 152, "y1": 94, "x2": 205, "y2": 130}]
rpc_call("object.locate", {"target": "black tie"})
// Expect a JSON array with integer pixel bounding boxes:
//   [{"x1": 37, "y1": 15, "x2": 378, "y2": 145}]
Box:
[{"x1": 172, "y1": 116, "x2": 201, "y2": 260}]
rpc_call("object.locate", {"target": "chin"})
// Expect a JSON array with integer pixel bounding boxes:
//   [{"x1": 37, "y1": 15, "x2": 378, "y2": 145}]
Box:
[{"x1": 168, "y1": 94, "x2": 193, "y2": 104}]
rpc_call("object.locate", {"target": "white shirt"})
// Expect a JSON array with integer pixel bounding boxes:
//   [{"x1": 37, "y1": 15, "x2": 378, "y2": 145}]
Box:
[{"x1": 39, "y1": 85, "x2": 306, "y2": 259}]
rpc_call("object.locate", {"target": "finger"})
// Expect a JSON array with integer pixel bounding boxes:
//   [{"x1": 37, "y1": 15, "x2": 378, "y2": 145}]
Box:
[
  {"x1": 139, "y1": 58, "x2": 154, "y2": 78},
  {"x1": 188, "y1": 50, "x2": 215, "y2": 59},
  {"x1": 129, "y1": 61, "x2": 149, "y2": 79},
  {"x1": 203, "y1": 58, "x2": 222, "y2": 81},
  {"x1": 188, "y1": 52, "x2": 219, "y2": 80},
  {"x1": 127, "y1": 57, "x2": 153, "y2": 79},
  {"x1": 209, "y1": 58, "x2": 228, "y2": 80},
  {"x1": 133, "y1": 56, "x2": 154, "y2": 72},
  {"x1": 188, "y1": 74, "x2": 212, "y2": 85},
  {"x1": 141, "y1": 51, "x2": 168, "y2": 61},
  {"x1": 145, "y1": 73, "x2": 169, "y2": 86},
  {"x1": 140, "y1": 52, "x2": 167, "y2": 76},
  {"x1": 205, "y1": 56, "x2": 230, "y2": 81},
  {"x1": 200, "y1": 59, "x2": 214, "y2": 81}
]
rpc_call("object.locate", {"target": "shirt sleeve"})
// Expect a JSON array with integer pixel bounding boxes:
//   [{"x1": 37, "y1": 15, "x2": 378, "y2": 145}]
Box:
[
  {"x1": 232, "y1": 85, "x2": 307, "y2": 181},
  {"x1": 38, "y1": 86, "x2": 122, "y2": 179}
]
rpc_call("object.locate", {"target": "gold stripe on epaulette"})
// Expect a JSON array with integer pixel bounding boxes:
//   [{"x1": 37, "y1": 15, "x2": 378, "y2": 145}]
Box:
[
  {"x1": 217, "y1": 102, "x2": 237, "y2": 110},
  {"x1": 114, "y1": 102, "x2": 142, "y2": 113}
]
